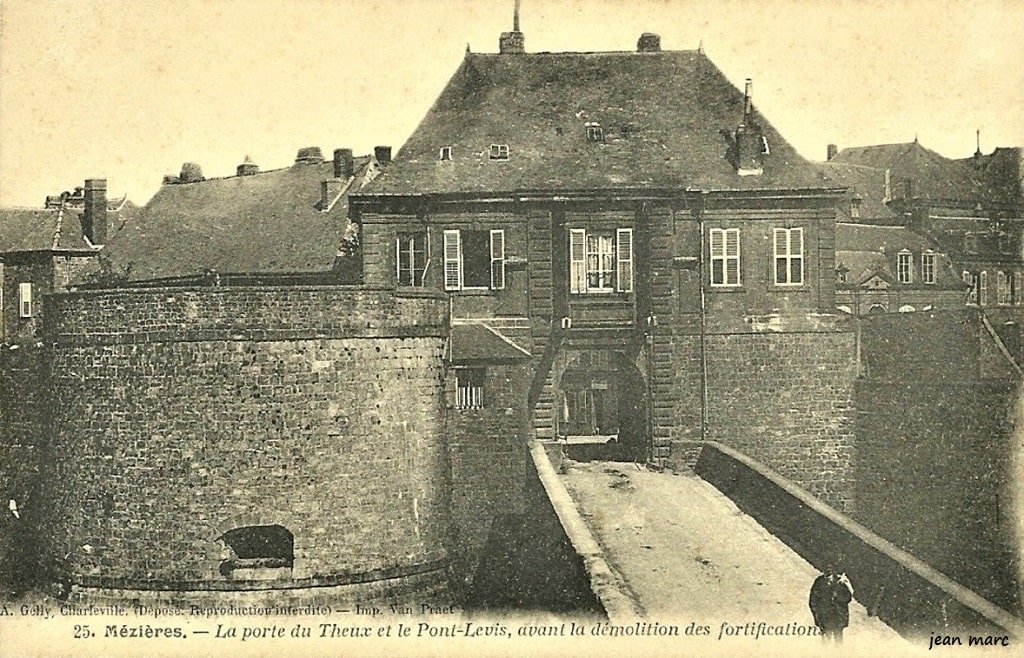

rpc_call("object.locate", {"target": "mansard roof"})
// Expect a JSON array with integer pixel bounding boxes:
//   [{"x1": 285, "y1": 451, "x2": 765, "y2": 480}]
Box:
[
  {"x1": 83, "y1": 155, "x2": 374, "y2": 284},
  {"x1": 361, "y1": 50, "x2": 829, "y2": 196}
]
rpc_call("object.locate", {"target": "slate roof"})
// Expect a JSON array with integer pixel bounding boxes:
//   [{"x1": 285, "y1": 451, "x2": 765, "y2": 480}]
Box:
[
  {"x1": 830, "y1": 141, "x2": 979, "y2": 203},
  {"x1": 835, "y1": 222, "x2": 965, "y2": 290},
  {"x1": 814, "y1": 162, "x2": 899, "y2": 223},
  {"x1": 0, "y1": 201, "x2": 138, "y2": 254},
  {"x1": 956, "y1": 147, "x2": 1023, "y2": 209},
  {"x1": 88, "y1": 156, "x2": 373, "y2": 283},
  {"x1": 362, "y1": 51, "x2": 829, "y2": 196},
  {"x1": 450, "y1": 322, "x2": 531, "y2": 363}
]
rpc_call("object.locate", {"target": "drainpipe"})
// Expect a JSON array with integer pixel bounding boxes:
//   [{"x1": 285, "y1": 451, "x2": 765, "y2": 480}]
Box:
[{"x1": 696, "y1": 191, "x2": 709, "y2": 443}]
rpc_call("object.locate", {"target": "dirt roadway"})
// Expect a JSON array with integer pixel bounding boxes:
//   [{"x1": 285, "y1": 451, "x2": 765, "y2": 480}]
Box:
[{"x1": 559, "y1": 460, "x2": 907, "y2": 647}]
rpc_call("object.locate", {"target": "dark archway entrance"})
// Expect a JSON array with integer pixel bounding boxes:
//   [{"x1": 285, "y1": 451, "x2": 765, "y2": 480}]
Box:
[{"x1": 556, "y1": 349, "x2": 648, "y2": 462}]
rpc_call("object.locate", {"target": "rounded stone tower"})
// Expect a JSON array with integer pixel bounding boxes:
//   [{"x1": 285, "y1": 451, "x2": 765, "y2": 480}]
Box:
[{"x1": 36, "y1": 286, "x2": 451, "y2": 605}]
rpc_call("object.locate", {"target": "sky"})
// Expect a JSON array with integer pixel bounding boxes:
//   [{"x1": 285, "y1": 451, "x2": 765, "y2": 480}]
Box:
[{"x1": 0, "y1": 0, "x2": 1022, "y2": 207}]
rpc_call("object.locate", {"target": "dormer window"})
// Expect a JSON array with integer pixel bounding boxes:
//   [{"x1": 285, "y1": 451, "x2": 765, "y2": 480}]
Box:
[
  {"x1": 489, "y1": 144, "x2": 509, "y2": 161},
  {"x1": 921, "y1": 252, "x2": 936, "y2": 284},
  {"x1": 760, "y1": 136, "x2": 770, "y2": 155},
  {"x1": 965, "y1": 234, "x2": 978, "y2": 254},
  {"x1": 850, "y1": 197, "x2": 861, "y2": 219},
  {"x1": 439, "y1": 146, "x2": 453, "y2": 161},
  {"x1": 585, "y1": 122, "x2": 604, "y2": 142}
]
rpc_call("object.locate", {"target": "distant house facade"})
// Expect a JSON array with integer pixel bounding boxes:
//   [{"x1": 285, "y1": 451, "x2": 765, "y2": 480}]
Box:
[
  {"x1": 351, "y1": 29, "x2": 858, "y2": 528},
  {"x1": 817, "y1": 159, "x2": 968, "y2": 314},
  {"x1": 827, "y1": 140, "x2": 1024, "y2": 310}
]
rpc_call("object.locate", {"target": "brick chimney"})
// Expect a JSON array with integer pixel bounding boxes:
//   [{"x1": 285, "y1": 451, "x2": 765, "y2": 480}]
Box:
[
  {"x1": 827, "y1": 144, "x2": 838, "y2": 161},
  {"x1": 236, "y1": 155, "x2": 259, "y2": 176},
  {"x1": 82, "y1": 179, "x2": 107, "y2": 245},
  {"x1": 733, "y1": 79, "x2": 766, "y2": 175},
  {"x1": 321, "y1": 178, "x2": 344, "y2": 211},
  {"x1": 295, "y1": 147, "x2": 324, "y2": 164},
  {"x1": 334, "y1": 148, "x2": 354, "y2": 179},
  {"x1": 499, "y1": 0, "x2": 525, "y2": 53},
  {"x1": 374, "y1": 146, "x2": 392, "y2": 166},
  {"x1": 637, "y1": 33, "x2": 661, "y2": 52}
]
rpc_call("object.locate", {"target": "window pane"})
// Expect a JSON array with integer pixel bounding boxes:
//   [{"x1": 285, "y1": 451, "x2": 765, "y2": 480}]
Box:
[
  {"x1": 462, "y1": 230, "x2": 490, "y2": 287},
  {"x1": 790, "y1": 257, "x2": 802, "y2": 284}
]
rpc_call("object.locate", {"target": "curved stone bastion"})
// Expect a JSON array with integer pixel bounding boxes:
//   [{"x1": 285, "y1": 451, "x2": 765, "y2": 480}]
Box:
[{"x1": 36, "y1": 286, "x2": 451, "y2": 604}]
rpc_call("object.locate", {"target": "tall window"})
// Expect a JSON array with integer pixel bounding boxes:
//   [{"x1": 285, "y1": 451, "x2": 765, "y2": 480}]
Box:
[
  {"x1": 569, "y1": 228, "x2": 633, "y2": 294},
  {"x1": 1016, "y1": 272, "x2": 1023, "y2": 306},
  {"x1": 980, "y1": 271, "x2": 989, "y2": 306},
  {"x1": 897, "y1": 251, "x2": 913, "y2": 284},
  {"x1": 773, "y1": 228, "x2": 804, "y2": 285},
  {"x1": 443, "y1": 229, "x2": 505, "y2": 291},
  {"x1": 18, "y1": 282, "x2": 32, "y2": 318},
  {"x1": 921, "y1": 253, "x2": 936, "y2": 284},
  {"x1": 456, "y1": 368, "x2": 485, "y2": 409},
  {"x1": 998, "y1": 271, "x2": 1014, "y2": 305},
  {"x1": 709, "y1": 228, "x2": 740, "y2": 287},
  {"x1": 964, "y1": 271, "x2": 977, "y2": 305},
  {"x1": 396, "y1": 232, "x2": 427, "y2": 287}
]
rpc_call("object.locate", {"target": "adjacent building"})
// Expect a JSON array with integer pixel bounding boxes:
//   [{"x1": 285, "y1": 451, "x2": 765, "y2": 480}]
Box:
[
  {"x1": 0, "y1": 181, "x2": 134, "y2": 341},
  {"x1": 828, "y1": 140, "x2": 1024, "y2": 309}
]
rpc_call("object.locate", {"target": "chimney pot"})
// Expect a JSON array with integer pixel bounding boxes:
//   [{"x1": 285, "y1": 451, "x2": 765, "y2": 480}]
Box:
[
  {"x1": 637, "y1": 33, "x2": 661, "y2": 52},
  {"x1": 334, "y1": 148, "x2": 354, "y2": 179},
  {"x1": 295, "y1": 147, "x2": 324, "y2": 164},
  {"x1": 827, "y1": 144, "x2": 838, "y2": 161},
  {"x1": 374, "y1": 146, "x2": 392, "y2": 166},
  {"x1": 743, "y1": 79, "x2": 753, "y2": 117},
  {"x1": 83, "y1": 179, "x2": 108, "y2": 245},
  {"x1": 499, "y1": 0, "x2": 525, "y2": 53},
  {"x1": 236, "y1": 155, "x2": 259, "y2": 176},
  {"x1": 179, "y1": 162, "x2": 204, "y2": 183}
]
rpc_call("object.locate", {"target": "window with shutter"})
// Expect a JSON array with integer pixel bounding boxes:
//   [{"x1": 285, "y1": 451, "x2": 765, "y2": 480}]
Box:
[
  {"x1": 18, "y1": 282, "x2": 32, "y2": 318},
  {"x1": 1015, "y1": 272, "x2": 1023, "y2": 306},
  {"x1": 980, "y1": 271, "x2": 989, "y2": 306},
  {"x1": 443, "y1": 230, "x2": 461, "y2": 291},
  {"x1": 710, "y1": 228, "x2": 740, "y2": 287},
  {"x1": 490, "y1": 229, "x2": 505, "y2": 290}
]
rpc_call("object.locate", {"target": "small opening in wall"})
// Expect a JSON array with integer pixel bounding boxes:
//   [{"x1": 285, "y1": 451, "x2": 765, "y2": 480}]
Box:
[
  {"x1": 217, "y1": 525, "x2": 294, "y2": 578},
  {"x1": 439, "y1": 146, "x2": 453, "y2": 161}
]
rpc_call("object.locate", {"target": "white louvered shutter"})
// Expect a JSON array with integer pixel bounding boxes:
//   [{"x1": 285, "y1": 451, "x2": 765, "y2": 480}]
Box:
[
  {"x1": 570, "y1": 229, "x2": 587, "y2": 294},
  {"x1": 616, "y1": 228, "x2": 633, "y2": 292},
  {"x1": 1015, "y1": 271, "x2": 1022, "y2": 305},
  {"x1": 443, "y1": 229, "x2": 461, "y2": 291},
  {"x1": 490, "y1": 229, "x2": 505, "y2": 290},
  {"x1": 790, "y1": 228, "x2": 804, "y2": 284},
  {"x1": 18, "y1": 282, "x2": 32, "y2": 318},
  {"x1": 726, "y1": 228, "x2": 740, "y2": 285}
]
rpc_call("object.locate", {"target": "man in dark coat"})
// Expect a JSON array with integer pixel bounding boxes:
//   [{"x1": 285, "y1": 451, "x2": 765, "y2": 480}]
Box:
[{"x1": 809, "y1": 567, "x2": 854, "y2": 642}]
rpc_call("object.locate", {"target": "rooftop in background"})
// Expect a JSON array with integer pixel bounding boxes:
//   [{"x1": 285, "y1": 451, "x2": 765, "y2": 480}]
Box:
[
  {"x1": 361, "y1": 46, "x2": 829, "y2": 196},
  {"x1": 829, "y1": 141, "x2": 1023, "y2": 211},
  {"x1": 81, "y1": 150, "x2": 378, "y2": 285},
  {"x1": 0, "y1": 199, "x2": 137, "y2": 255},
  {"x1": 815, "y1": 162, "x2": 899, "y2": 223}
]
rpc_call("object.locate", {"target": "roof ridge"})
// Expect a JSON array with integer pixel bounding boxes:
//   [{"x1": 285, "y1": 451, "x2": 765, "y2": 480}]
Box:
[
  {"x1": 50, "y1": 203, "x2": 65, "y2": 250},
  {"x1": 469, "y1": 49, "x2": 702, "y2": 57},
  {"x1": 159, "y1": 155, "x2": 374, "y2": 188}
]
